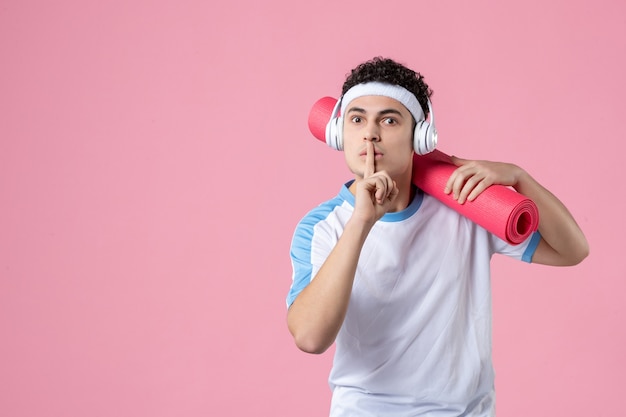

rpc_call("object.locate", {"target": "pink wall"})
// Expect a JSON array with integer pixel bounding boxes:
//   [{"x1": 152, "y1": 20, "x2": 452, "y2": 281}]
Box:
[{"x1": 1, "y1": 1, "x2": 624, "y2": 416}]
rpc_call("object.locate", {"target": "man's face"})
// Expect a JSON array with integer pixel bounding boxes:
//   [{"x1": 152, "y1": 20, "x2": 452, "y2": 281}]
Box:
[{"x1": 342, "y1": 95, "x2": 415, "y2": 181}]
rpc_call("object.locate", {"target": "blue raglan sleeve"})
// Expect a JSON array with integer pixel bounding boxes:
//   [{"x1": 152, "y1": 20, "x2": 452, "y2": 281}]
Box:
[
  {"x1": 286, "y1": 198, "x2": 342, "y2": 308},
  {"x1": 286, "y1": 216, "x2": 316, "y2": 308}
]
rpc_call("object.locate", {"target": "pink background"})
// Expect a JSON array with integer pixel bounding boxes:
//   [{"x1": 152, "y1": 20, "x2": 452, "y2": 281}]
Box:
[{"x1": 1, "y1": 0, "x2": 624, "y2": 416}]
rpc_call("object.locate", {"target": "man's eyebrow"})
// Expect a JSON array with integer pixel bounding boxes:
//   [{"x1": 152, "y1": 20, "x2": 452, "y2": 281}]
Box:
[
  {"x1": 345, "y1": 107, "x2": 405, "y2": 117},
  {"x1": 346, "y1": 106, "x2": 366, "y2": 114}
]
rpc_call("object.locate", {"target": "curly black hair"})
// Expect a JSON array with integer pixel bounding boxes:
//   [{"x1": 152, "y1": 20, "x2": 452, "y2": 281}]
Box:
[{"x1": 341, "y1": 57, "x2": 433, "y2": 118}]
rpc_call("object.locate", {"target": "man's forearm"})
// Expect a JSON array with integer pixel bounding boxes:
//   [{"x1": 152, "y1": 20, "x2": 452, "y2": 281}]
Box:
[{"x1": 287, "y1": 218, "x2": 373, "y2": 354}]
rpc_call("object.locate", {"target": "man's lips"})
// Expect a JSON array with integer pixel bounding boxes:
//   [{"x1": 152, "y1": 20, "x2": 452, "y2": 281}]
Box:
[{"x1": 359, "y1": 149, "x2": 383, "y2": 157}]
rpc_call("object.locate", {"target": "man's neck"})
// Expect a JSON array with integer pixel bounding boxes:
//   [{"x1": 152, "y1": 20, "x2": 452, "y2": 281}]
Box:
[{"x1": 388, "y1": 178, "x2": 415, "y2": 213}]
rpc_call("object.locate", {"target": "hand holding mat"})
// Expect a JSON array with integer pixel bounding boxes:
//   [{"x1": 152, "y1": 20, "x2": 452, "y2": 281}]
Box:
[{"x1": 307, "y1": 96, "x2": 539, "y2": 244}]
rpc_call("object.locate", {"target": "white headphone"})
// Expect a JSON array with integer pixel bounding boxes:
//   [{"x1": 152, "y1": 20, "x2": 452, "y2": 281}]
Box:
[{"x1": 325, "y1": 83, "x2": 438, "y2": 155}]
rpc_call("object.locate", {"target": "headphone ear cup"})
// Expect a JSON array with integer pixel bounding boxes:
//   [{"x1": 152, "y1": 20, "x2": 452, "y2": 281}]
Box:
[
  {"x1": 335, "y1": 117, "x2": 343, "y2": 150},
  {"x1": 325, "y1": 116, "x2": 344, "y2": 150},
  {"x1": 413, "y1": 100, "x2": 438, "y2": 155},
  {"x1": 414, "y1": 121, "x2": 436, "y2": 155},
  {"x1": 325, "y1": 99, "x2": 344, "y2": 151}
]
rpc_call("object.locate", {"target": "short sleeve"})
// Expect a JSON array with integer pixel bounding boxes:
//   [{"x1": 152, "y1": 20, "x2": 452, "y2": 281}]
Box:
[{"x1": 490, "y1": 230, "x2": 542, "y2": 263}]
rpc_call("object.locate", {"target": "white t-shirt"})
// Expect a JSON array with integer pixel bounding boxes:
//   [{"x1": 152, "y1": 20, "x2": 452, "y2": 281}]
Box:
[{"x1": 287, "y1": 182, "x2": 540, "y2": 417}]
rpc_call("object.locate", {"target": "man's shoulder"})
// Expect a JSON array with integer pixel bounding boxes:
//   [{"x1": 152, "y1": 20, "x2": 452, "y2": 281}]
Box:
[
  {"x1": 297, "y1": 183, "x2": 353, "y2": 224},
  {"x1": 297, "y1": 193, "x2": 347, "y2": 229}
]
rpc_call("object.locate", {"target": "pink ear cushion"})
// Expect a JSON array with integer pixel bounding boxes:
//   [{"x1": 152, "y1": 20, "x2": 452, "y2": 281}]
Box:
[{"x1": 307, "y1": 96, "x2": 539, "y2": 244}]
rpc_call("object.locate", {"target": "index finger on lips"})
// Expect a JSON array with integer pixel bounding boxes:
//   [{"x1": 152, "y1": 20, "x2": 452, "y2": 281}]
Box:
[{"x1": 364, "y1": 141, "x2": 375, "y2": 179}]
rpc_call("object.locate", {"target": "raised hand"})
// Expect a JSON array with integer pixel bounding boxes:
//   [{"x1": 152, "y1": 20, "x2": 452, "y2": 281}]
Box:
[
  {"x1": 444, "y1": 156, "x2": 523, "y2": 204},
  {"x1": 352, "y1": 141, "x2": 399, "y2": 225}
]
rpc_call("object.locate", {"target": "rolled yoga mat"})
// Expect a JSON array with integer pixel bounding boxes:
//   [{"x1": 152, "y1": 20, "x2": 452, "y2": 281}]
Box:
[{"x1": 307, "y1": 96, "x2": 539, "y2": 244}]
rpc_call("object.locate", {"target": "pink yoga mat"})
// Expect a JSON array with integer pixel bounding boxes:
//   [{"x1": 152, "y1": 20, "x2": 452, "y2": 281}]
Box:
[{"x1": 307, "y1": 97, "x2": 539, "y2": 244}]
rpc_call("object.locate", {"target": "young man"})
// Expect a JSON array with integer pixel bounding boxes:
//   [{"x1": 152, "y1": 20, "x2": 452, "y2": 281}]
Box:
[{"x1": 286, "y1": 57, "x2": 588, "y2": 416}]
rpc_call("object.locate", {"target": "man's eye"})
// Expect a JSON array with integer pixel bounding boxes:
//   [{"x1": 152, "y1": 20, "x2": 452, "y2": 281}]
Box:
[
  {"x1": 351, "y1": 116, "x2": 362, "y2": 123},
  {"x1": 383, "y1": 118, "x2": 396, "y2": 125}
]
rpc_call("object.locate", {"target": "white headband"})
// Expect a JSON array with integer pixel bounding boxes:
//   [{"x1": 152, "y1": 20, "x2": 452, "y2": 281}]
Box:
[{"x1": 340, "y1": 81, "x2": 425, "y2": 121}]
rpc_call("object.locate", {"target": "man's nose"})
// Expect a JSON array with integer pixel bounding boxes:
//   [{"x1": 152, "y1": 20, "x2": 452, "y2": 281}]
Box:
[{"x1": 363, "y1": 122, "x2": 380, "y2": 142}]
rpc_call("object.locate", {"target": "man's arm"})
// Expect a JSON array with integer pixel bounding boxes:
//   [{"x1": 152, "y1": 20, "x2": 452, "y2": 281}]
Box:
[
  {"x1": 444, "y1": 156, "x2": 589, "y2": 266},
  {"x1": 287, "y1": 142, "x2": 399, "y2": 354},
  {"x1": 287, "y1": 216, "x2": 373, "y2": 354}
]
